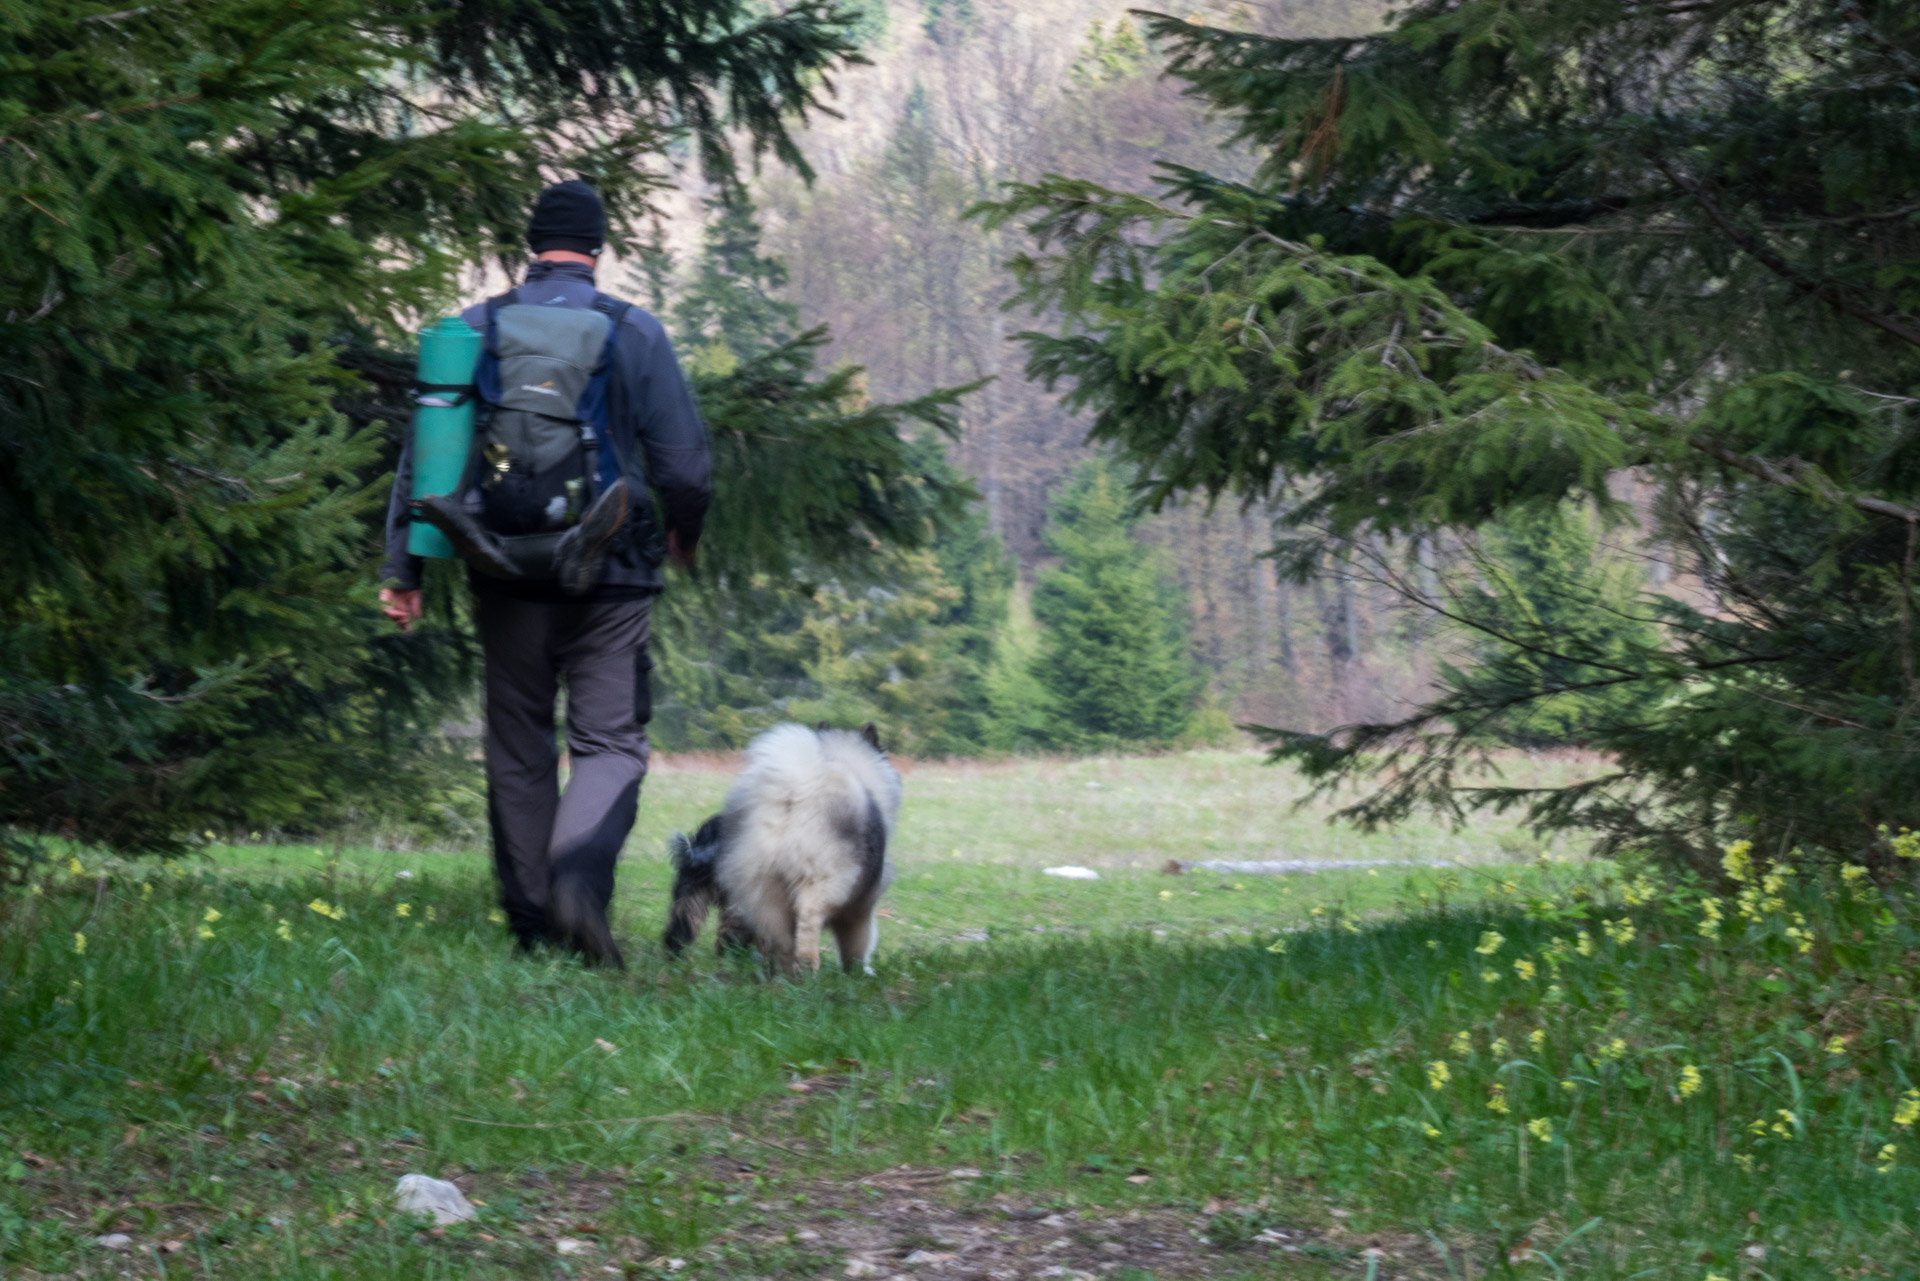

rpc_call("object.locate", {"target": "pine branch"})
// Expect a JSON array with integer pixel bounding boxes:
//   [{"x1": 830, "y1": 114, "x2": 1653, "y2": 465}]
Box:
[
  {"x1": 1686, "y1": 436, "x2": 1920, "y2": 524},
  {"x1": 1657, "y1": 158, "x2": 1920, "y2": 353}
]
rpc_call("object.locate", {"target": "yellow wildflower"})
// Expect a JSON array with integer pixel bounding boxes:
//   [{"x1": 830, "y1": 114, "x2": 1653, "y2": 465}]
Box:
[
  {"x1": 1475, "y1": 930, "x2": 1506, "y2": 956},
  {"x1": 426, "y1": 905, "x2": 437, "y2": 922},
  {"x1": 1491, "y1": 1038, "x2": 1510, "y2": 1059},
  {"x1": 1451, "y1": 1031, "x2": 1472, "y2": 1057},
  {"x1": 1733, "y1": 1154, "x2": 1755, "y2": 1172},
  {"x1": 1266, "y1": 938, "x2": 1286, "y2": 954},
  {"x1": 1514, "y1": 958, "x2": 1537, "y2": 981},
  {"x1": 1877, "y1": 1143, "x2": 1897, "y2": 1173},
  {"x1": 1158, "y1": 890, "x2": 1172, "y2": 899},
  {"x1": 307, "y1": 899, "x2": 336, "y2": 920},
  {"x1": 396, "y1": 903, "x2": 411, "y2": 918},
  {"x1": 1698, "y1": 897, "x2": 1723, "y2": 939},
  {"x1": 1487, "y1": 1084, "x2": 1510, "y2": 1115},
  {"x1": 1825, "y1": 1036, "x2": 1847, "y2": 1056},
  {"x1": 1722, "y1": 839, "x2": 1753, "y2": 883},
  {"x1": 141, "y1": 882, "x2": 152, "y2": 900},
  {"x1": 1842, "y1": 864, "x2": 1874, "y2": 902},
  {"x1": 1893, "y1": 1090, "x2": 1920, "y2": 1128},
  {"x1": 1560, "y1": 1079, "x2": 1576, "y2": 1092},
  {"x1": 1575, "y1": 930, "x2": 1594, "y2": 957},
  {"x1": 1604, "y1": 917, "x2": 1635, "y2": 946},
  {"x1": 1598, "y1": 1037, "x2": 1627, "y2": 1062},
  {"x1": 1623, "y1": 875, "x2": 1657, "y2": 907},
  {"x1": 276, "y1": 920, "x2": 293, "y2": 941},
  {"x1": 1527, "y1": 1117, "x2": 1552, "y2": 1143},
  {"x1": 1528, "y1": 1029, "x2": 1546, "y2": 1053},
  {"x1": 1425, "y1": 938, "x2": 1439, "y2": 950},
  {"x1": 1426, "y1": 1061, "x2": 1451, "y2": 1090},
  {"x1": 203, "y1": 907, "x2": 221, "y2": 923},
  {"x1": 68, "y1": 856, "x2": 83, "y2": 876},
  {"x1": 1310, "y1": 905, "x2": 1326, "y2": 917},
  {"x1": 197, "y1": 925, "x2": 214, "y2": 940},
  {"x1": 488, "y1": 908, "x2": 507, "y2": 925},
  {"x1": 1423, "y1": 1124, "x2": 1441, "y2": 1138},
  {"x1": 1678, "y1": 1064, "x2": 1703, "y2": 1098},
  {"x1": 1770, "y1": 1109, "x2": 1797, "y2": 1139},
  {"x1": 1481, "y1": 968, "x2": 1500, "y2": 984},
  {"x1": 72, "y1": 931, "x2": 86, "y2": 955}
]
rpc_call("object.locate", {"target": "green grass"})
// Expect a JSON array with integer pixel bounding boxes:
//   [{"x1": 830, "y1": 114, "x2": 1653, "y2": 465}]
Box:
[{"x1": 4, "y1": 755, "x2": 1917, "y2": 1280}]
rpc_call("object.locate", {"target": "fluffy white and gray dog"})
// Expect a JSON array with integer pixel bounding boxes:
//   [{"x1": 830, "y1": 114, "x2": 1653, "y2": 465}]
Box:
[{"x1": 663, "y1": 722, "x2": 901, "y2": 975}]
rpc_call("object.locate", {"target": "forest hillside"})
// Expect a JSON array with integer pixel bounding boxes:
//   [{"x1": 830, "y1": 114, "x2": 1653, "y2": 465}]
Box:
[{"x1": 695, "y1": 0, "x2": 1408, "y2": 732}]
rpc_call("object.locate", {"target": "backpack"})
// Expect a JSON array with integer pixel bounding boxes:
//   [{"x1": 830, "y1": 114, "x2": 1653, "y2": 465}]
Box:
[{"x1": 456, "y1": 291, "x2": 631, "y2": 577}]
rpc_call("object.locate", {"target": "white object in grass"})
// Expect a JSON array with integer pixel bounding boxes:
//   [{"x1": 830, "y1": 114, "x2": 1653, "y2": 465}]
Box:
[
  {"x1": 393, "y1": 1173, "x2": 476, "y2": 1225},
  {"x1": 1043, "y1": 866, "x2": 1101, "y2": 880}
]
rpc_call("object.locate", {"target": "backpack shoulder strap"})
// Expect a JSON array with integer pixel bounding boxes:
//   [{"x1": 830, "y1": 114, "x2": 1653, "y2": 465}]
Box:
[
  {"x1": 473, "y1": 289, "x2": 517, "y2": 407},
  {"x1": 587, "y1": 293, "x2": 630, "y2": 373},
  {"x1": 591, "y1": 294, "x2": 631, "y2": 325}
]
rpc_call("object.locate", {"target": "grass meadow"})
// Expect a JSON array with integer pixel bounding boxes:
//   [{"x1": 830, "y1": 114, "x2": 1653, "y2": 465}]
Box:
[{"x1": 3, "y1": 753, "x2": 1917, "y2": 1279}]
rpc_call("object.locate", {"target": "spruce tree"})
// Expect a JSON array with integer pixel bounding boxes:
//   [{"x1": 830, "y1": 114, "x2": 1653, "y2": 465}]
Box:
[
  {"x1": 641, "y1": 196, "x2": 1008, "y2": 755},
  {"x1": 1030, "y1": 461, "x2": 1201, "y2": 748},
  {"x1": 1442, "y1": 505, "x2": 1661, "y2": 750},
  {"x1": 0, "y1": 0, "x2": 917, "y2": 859},
  {"x1": 980, "y1": 1, "x2": 1920, "y2": 867}
]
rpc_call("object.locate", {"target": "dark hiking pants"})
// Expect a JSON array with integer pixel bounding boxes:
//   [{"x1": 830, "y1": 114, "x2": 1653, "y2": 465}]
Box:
[{"x1": 476, "y1": 592, "x2": 652, "y2": 948}]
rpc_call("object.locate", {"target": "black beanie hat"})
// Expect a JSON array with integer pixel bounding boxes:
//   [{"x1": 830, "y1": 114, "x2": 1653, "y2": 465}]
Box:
[{"x1": 526, "y1": 180, "x2": 605, "y2": 255}]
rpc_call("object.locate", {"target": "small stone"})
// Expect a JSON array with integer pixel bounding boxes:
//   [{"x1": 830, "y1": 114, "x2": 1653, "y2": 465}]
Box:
[
  {"x1": 1745, "y1": 1245, "x2": 1768, "y2": 1261},
  {"x1": 393, "y1": 1173, "x2": 476, "y2": 1226},
  {"x1": 556, "y1": 1237, "x2": 592, "y2": 1255},
  {"x1": 902, "y1": 1250, "x2": 952, "y2": 1265},
  {"x1": 1039, "y1": 1214, "x2": 1068, "y2": 1229},
  {"x1": 846, "y1": 1259, "x2": 883, "y2": 1277},
  {"x1": 1124, "y1": 1174, "x2": 1150, "y2": 1185},
  {"x1": 95, "y1": 1233, "x2": 133, "y2": 1250},
  {"x1": 946, "y1": 1167, "x2": 983, "y2": 1180},
  {"x1": 1042, "y1": 866, "x2": 1100, "y2": 880},
  {"x1": 794, "y1": 1229, "x2": 822, "y2": 1242}
]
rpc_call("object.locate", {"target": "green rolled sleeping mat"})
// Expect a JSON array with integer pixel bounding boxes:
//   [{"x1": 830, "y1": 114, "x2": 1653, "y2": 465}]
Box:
[{"x1": 406, "y1": 315, "x2": 485, "y2": 559}]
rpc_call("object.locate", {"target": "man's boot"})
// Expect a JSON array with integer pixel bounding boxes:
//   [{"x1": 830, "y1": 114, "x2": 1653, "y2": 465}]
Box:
[
  {"x1": 412, "y1": 494, "x2": 522, "y2": 579},
  {"x1": 553, "y1": 479, "x2": 629, "y2": 597},
  {"x1": 549, "y1": 874, "x2": 625, "y2": 969}
]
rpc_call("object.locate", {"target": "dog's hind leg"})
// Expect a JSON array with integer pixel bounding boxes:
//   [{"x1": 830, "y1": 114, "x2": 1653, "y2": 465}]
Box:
[
  {"x1": 831, "y1": 906, "x2": 878, "y2": 976},
  {"x1": 791, "y1": 894, "x2": 829, "y2": 975}
]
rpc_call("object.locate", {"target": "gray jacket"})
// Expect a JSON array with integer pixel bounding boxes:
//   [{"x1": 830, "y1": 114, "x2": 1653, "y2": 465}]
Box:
[{"x1": 381, "y1": 261, "x2": 712, "y2": 598}]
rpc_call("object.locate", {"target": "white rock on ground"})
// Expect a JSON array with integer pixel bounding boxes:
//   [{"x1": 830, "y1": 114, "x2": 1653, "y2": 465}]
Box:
[
  {"x1": 95, "y1": 1234, "x2": 133, "y2": 1250},
  {"x1": 556, "y1": 1238, "x2": 592, "y2": 1255},
  {"x1": 1042, "y1": 866, "x2": 1100, "y2": 880},
  {"x1": 392, "y1": 1173, "x2": 476, "y2": 1225}
]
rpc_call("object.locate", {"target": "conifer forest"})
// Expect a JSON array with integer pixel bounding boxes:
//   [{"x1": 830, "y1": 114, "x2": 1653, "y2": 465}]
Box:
[{"x1": 6, "y1": 2, "x2": 1920, "y2": 1278}]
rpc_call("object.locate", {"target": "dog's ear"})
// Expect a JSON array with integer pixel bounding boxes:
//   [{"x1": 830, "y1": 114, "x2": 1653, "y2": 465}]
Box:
[
  {"x1": 860, "y1": 722, "x2": 883, "y2": 751},
  {"x1": 667, "y1": 831, "x2": 690, "y2": 864}
]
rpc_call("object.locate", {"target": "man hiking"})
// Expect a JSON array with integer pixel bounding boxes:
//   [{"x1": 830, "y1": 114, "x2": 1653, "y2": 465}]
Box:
[{"x1": 379, "y1": 180, "x2": 711, "y2": 968}]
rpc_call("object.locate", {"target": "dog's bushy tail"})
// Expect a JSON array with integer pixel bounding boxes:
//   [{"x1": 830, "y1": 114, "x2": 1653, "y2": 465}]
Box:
[{"x1": 662, "y1": 813, "x2": 725, "y2": 956}]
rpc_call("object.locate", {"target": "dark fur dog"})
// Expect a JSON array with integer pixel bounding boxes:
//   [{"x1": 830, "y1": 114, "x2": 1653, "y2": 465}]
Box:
[{"x1": 662, "y1": 813, "x2": 754, "y2": 957}]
